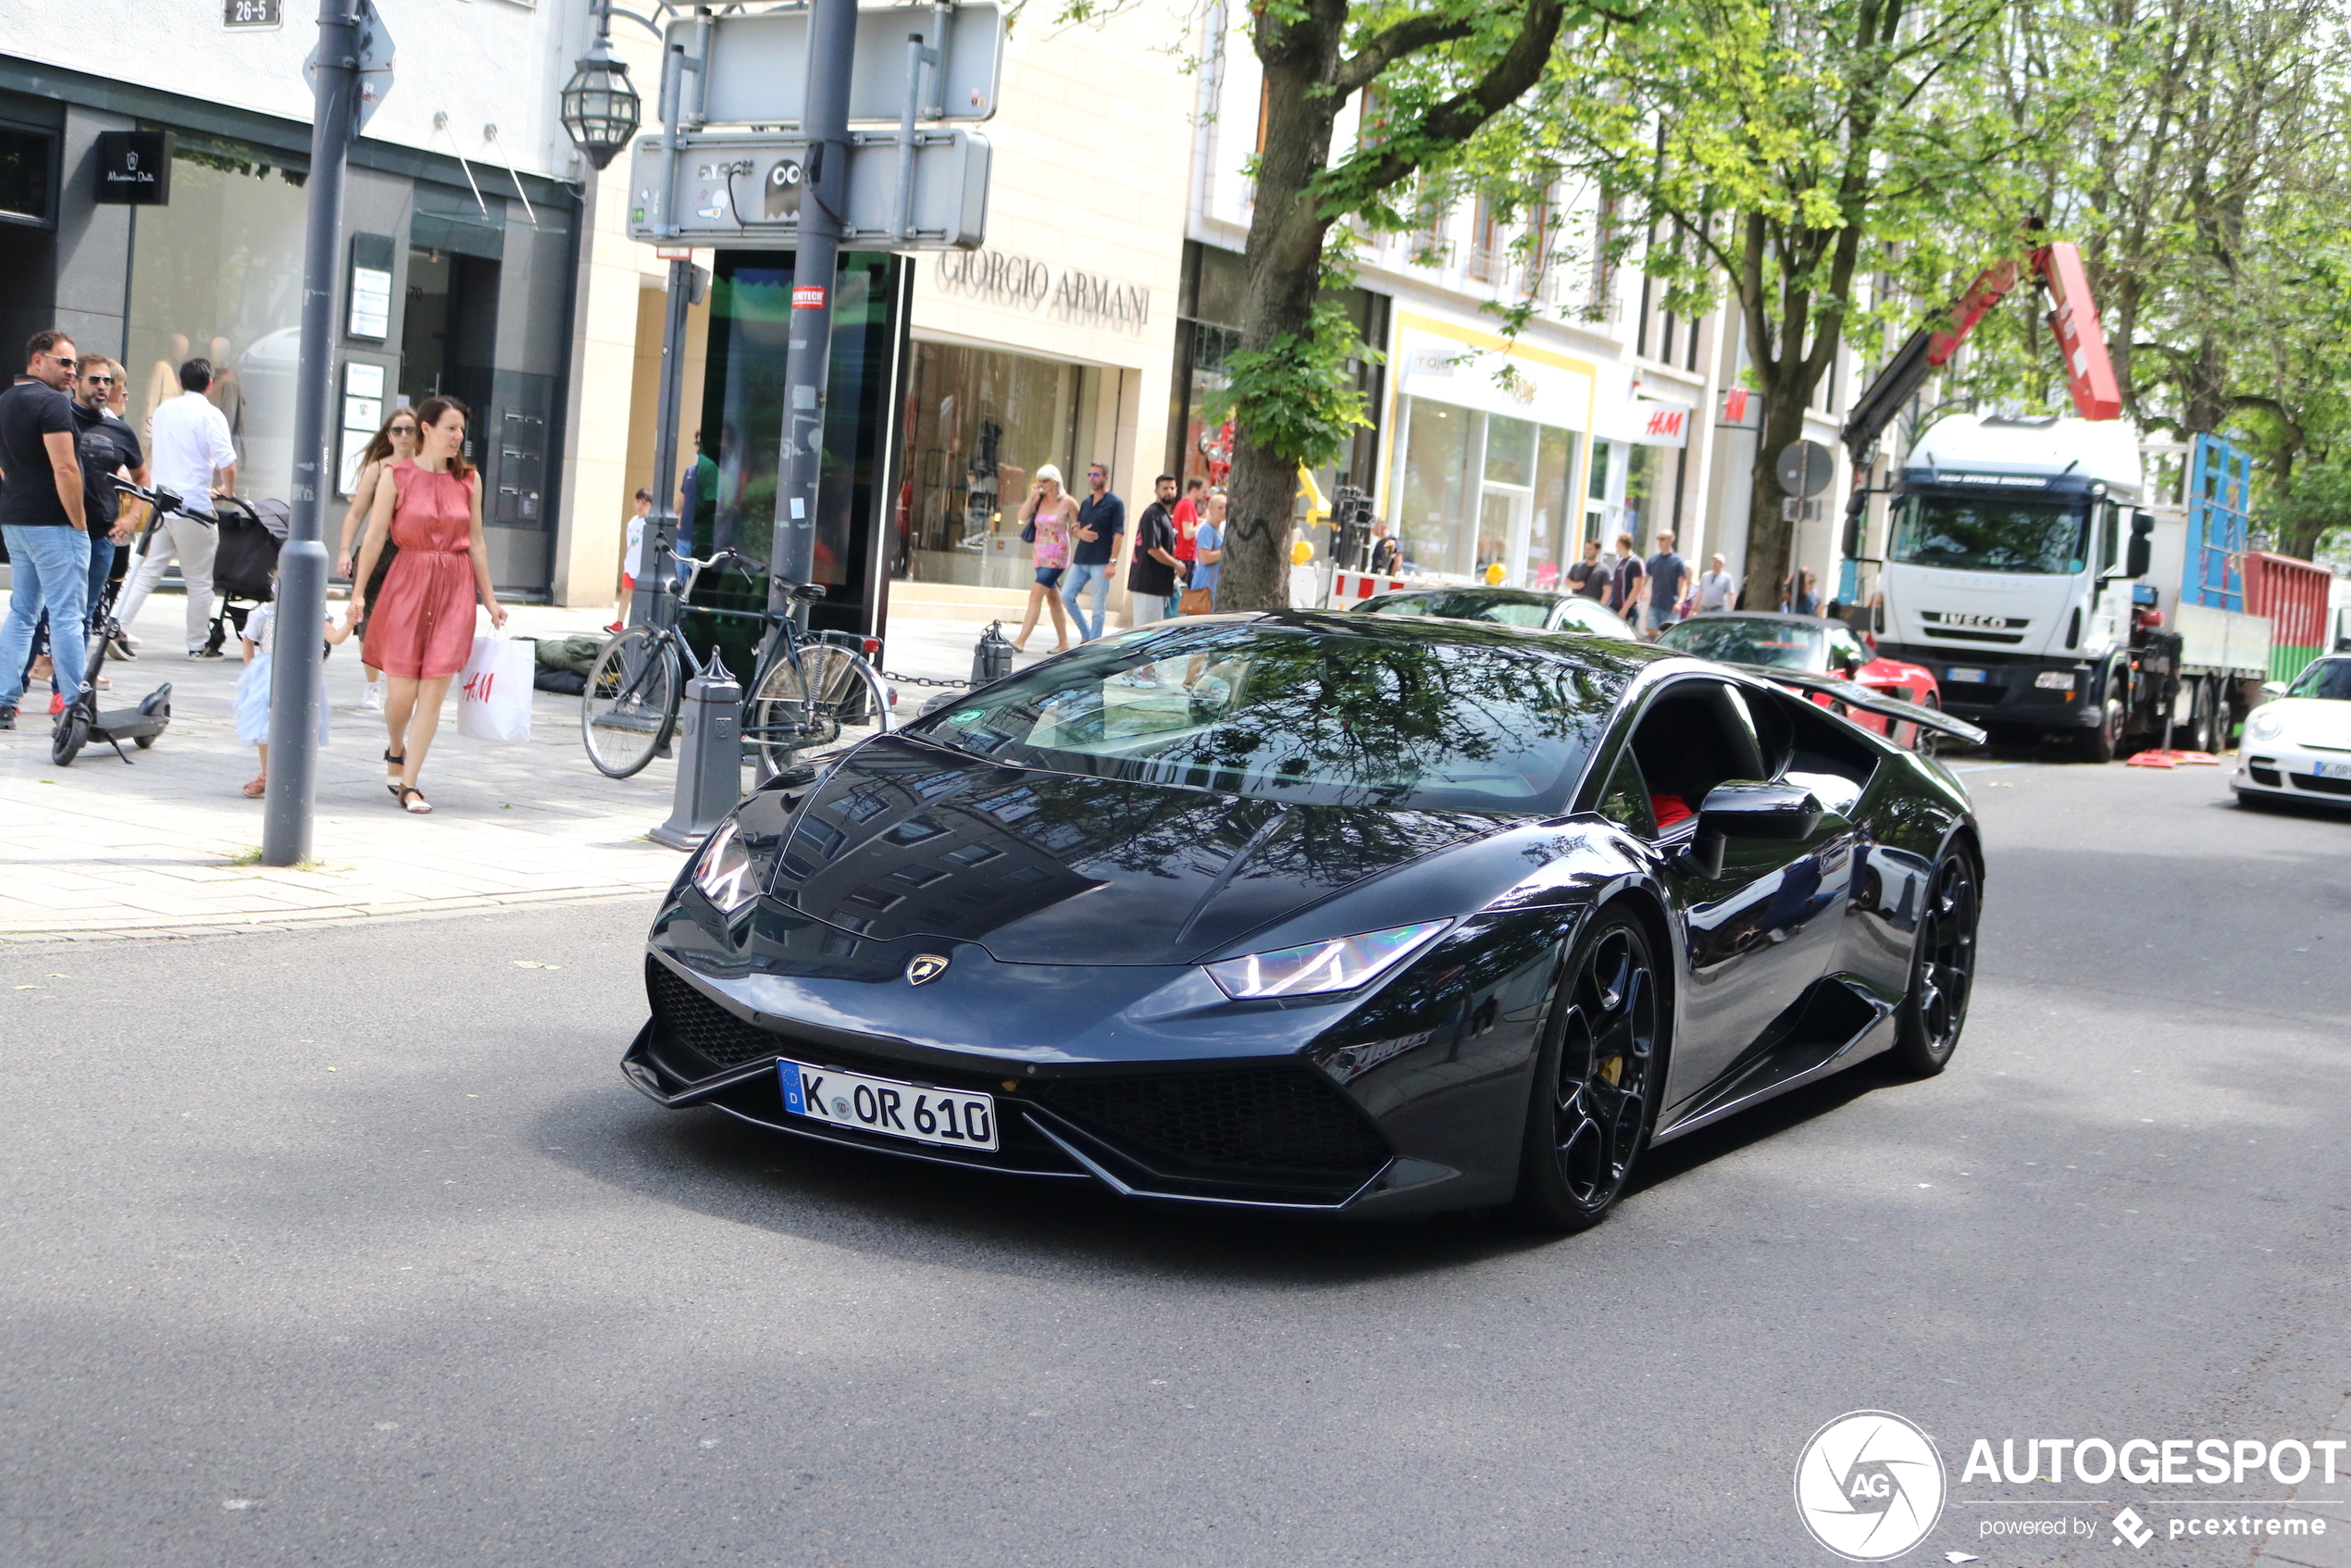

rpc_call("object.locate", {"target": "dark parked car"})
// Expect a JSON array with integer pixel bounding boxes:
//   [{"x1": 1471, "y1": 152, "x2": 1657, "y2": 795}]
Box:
[
  {"x1": 1351, "y1": 585, "x2": 1641, "y2": 641},
  {"x1": 628, "y1": 614, "x2": 1984, "y2": 1231}
]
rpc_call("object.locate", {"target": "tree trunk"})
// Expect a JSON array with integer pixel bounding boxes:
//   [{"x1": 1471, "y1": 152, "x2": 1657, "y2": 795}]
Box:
[
  {"x1": 1741, "y1": 385, "x2": 1810, "y2": 611},
  {"x1": 1221, "y1": 41, "x2": 1345, "y2": 611}
]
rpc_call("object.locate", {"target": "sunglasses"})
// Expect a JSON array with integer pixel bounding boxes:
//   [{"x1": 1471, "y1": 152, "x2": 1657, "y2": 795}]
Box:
[
  {"x1": 47, "y1": 355, "x2": 77, "y2": 370},
  {"x1": 390, "y1": 424, "x2": 417, "y2": 436},
  {"x1": 84, "y1": 374, "x2": 117, "y2": 386}
]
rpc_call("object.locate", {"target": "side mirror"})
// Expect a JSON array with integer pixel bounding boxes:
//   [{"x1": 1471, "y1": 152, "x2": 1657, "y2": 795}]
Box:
[
  {"x1": 2125, "y1": 512, "x2": 2155, "y2": 579},
  {"x1": 1674, "y1": 782, "x2": 1824, "y2": 877},
  {"x1": 1841, "y1": 508, "x2": 1863, "y2": 562}
]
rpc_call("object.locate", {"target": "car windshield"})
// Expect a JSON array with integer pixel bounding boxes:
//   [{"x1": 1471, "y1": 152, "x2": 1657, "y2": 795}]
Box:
[
  {"x1": 1891, "y1": 492, "x2": 2090, "y2": 574},
  {"x1": 2286, "y1": 659, "x2": 2351, "y2": 701},
  {"x1": 1655, "y1": 617, "x2": 1825, "y2": 671},
  {"x1": 910, "y1": 620, "x2": 1629, "y2": 812},
  {"x1": 1361, "y1": 591, "x2": 1556, "y2": 629}
]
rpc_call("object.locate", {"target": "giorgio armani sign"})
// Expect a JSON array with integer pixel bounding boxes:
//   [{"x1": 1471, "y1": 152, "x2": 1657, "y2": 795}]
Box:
[
  {"x1": 936, "y1": 249, "x2": 1149, "y2": 333},
  {"x1": 93, "y1": 132, "x2": 172, "y2": 205}
]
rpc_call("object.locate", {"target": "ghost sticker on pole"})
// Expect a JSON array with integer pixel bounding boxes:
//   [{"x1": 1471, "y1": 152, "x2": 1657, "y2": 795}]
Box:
[{"x1": 764, "y1": 156, "x2": 802, "y2": 222}]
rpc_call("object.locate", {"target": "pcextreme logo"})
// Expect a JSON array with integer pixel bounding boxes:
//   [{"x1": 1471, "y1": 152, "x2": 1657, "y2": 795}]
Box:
[{"x1": 1796, "y1": 1411, "x2": 1948, "y2": 1562}]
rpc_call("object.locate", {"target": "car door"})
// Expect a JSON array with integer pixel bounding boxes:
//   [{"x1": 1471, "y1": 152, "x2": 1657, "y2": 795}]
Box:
[{"x1": 1621, "y1": 677, "x2": 1854, "y2": 1114}]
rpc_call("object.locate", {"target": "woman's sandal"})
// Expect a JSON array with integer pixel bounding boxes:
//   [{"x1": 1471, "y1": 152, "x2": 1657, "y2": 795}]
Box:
[
  {"x1": 393, "y1": 784, "x2": 431, "y2": 815},
  {"x1": 242, "y1": 776, "x2": 267, "y2": 798}
]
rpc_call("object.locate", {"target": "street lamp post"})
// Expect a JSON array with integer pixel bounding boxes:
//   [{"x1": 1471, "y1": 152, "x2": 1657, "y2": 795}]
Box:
[
  {"x1": 562, "y1": 0, "x2": 690, "y2": 633},
  {"x1": 260, "y1": 0, "x2": 364, "y2": 866}
]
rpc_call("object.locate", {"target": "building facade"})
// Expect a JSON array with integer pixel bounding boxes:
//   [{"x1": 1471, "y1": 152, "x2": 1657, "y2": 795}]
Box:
[{"x1": 2, "y1": 0, "x2": 590, "y2": 596}]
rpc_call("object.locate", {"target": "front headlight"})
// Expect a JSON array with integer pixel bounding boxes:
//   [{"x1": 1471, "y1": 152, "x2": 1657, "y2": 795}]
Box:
[
  {"x1": 691, "y1": 818, "x2": 759, "y2": 913},
  {"x1": 1205, "y1": 920, "x2": 1451, "y2": 1000},
  {"x1": 2246, "y1": 710, "x2": 2284, "y2": 741}
]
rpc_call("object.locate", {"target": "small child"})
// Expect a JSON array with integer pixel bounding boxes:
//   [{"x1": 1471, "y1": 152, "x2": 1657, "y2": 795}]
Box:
[{"x1": 235, "y1": 596, "x2": 352, "y2": 797}]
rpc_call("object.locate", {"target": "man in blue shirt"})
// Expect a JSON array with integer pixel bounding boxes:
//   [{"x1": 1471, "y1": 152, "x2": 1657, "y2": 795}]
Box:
[{"x1": 1061, "y1": 462, "x2": 1124, "y2": 641}]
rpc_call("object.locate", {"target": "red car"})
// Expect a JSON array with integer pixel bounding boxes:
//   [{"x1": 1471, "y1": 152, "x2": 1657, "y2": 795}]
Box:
[{"x1": 1655, "y1": 612, "x2": 1947, "y2": 750}]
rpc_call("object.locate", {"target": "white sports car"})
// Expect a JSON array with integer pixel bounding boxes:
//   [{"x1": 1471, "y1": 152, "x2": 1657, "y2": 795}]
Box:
[{"x1": 2236, "y1": 656, "x2": 2351, "y2": 810}]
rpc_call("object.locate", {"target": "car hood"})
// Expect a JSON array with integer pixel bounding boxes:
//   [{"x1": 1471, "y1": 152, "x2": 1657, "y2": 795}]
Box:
[
  {"x1": 764, "y1": 735, "x2": 1499, "y2": 964},
  {"x1": 2258, "y1": 698, "x2": 2351, "y2": 748}
]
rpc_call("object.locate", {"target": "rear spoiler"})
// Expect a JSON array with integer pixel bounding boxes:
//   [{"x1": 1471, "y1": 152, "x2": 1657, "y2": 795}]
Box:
[{"x1": 1745, "y1": 666, "x2": 1989, "y2": 748}]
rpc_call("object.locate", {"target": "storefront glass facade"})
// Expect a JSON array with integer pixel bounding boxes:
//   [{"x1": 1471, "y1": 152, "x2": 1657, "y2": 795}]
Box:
[
  {"x1": 126, "y1": 143, "x2": 308, "y2": 505},
  {"x1": 899, "y1": 340, "x2": 1090, "y2": 589},
  {"x1": 1389, "y1": 394, "x2": 1582, "y2": 584}
]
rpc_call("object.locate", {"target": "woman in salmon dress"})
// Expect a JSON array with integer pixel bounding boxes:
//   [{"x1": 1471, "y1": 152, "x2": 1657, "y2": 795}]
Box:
[{"x1": 348, "y1": 395, "x2": 506, "y2": 814}]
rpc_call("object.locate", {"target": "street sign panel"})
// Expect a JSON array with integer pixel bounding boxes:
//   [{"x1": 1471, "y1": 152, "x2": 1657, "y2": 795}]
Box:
[
  {"x1": 628, "y1": 131, "x2": 989, "y2": 249},
  {"x1": 673, "y1": 4, "x2": 1004, "y2": 125},
  {"x1": 1776, "y1": 439, "x2": 1834, "y2": 498}
]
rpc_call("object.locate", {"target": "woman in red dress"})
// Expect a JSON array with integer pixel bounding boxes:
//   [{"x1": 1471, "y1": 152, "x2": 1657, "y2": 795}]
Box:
[{"x1": 348, "y1": 395, "x2": 506, "y2": 814}]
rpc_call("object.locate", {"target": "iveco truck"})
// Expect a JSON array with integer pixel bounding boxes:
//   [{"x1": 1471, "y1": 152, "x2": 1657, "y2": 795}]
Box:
[{"x1": 1870, "y1": 414, "x2": 2269, "y2": 761}]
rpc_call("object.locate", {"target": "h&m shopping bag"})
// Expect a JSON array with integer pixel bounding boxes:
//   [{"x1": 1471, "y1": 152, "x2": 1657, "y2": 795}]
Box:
[{"x1": 457, "y1": 636, "x2": 536, "y2": 744}]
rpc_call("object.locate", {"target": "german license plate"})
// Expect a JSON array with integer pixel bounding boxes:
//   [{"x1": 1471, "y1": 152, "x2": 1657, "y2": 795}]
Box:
[
  {"x1": 2314, "y1": 760, "x2": 2351, "y2": 780},
  {"x1": 1944, "y1": 666, "x2": 1990, "y2": 684},
  {"x1": 780, "y1": 1059, "x2": 998, "y2": 1151}
]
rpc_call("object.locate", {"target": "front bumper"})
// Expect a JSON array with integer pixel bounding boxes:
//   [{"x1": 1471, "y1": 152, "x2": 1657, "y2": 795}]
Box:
[
  {"x1": 1878, "y1": 644, "x2": 2097, "y2": 728},
  {"x1": 2234, "y1": 747, "x2": 2351, "y2": 806},
  {"x1": 625, "y1": 939, "x2": 1511, "y2": 1216}
]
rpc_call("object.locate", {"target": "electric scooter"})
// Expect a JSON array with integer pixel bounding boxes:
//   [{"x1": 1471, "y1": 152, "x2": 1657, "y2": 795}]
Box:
[{"x1": 50, "y1": 480, "x2": 180, "y2": 766}]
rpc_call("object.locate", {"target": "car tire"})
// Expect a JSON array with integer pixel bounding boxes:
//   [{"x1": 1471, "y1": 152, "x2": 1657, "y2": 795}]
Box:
[
  {"x1": 2075, "y1": 676, "x2": 2124, "y2": 763},
  {"x1": 1887, "y1": 849, "x2": 1980, "y2": 1077},
  {"x1": 1512, "y1": 909, "x2": 1664, "y2": 1232}
]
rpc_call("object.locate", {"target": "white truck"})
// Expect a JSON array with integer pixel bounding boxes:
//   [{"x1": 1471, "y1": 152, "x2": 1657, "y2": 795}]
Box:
[{"x1": 1866, "y1": 414, "x2": 2270, "y2": 760}]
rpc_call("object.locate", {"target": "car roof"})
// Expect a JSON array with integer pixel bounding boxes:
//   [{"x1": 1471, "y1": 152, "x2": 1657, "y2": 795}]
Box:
[
  {"x1": 1670, "y1": 611, "x2": 1834, "y2": 628},
  {"x1": 1222, "y1": 608, "x2": 1669, "y2": 671}
]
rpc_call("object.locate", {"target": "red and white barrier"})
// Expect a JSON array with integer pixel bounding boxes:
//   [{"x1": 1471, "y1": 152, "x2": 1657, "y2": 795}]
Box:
[{"x1": 1327, "y1": 570, "x2": 1412, "y2": 604}]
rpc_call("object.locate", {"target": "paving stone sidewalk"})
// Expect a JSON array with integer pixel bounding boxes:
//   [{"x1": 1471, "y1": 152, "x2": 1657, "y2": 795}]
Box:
[{"x1": 0, "y1": 595, "x2": 1017, "y2": 942}]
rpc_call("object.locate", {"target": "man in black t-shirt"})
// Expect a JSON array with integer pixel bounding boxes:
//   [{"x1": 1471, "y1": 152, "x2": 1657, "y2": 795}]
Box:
[
  {"x1": 1566, "y1": 539, "x2": 1611, "y2": 601},
  {"x1": 1127, "y1": 474, "x2": 1181, "y2": 625},
  {"x1": 0, "y1": 330, "x2": 90, "y2": 729}
]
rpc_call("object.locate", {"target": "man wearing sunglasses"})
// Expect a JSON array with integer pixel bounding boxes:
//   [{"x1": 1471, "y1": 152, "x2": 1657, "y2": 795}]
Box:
[
  {"x1": 0, "y1": 330, "x2": 90, "y2": 731},
  {"x1": 75, "y1": 356, "x2": 147, "y2": 644}
]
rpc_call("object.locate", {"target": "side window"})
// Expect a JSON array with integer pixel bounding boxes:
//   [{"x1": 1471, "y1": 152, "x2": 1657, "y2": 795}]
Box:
[
  {"x1": 1751, "y1": 684, "x2": 1877, "y2": 814},
  {"x1": 1595, "y1": 745, "x2": 1658, "y2": 838},
  {"x1": 1826, "y1": 627, "x2": 1868, "y2": 672},
  {"x1": 2098, "y1": 503, "x2": 2119, "y2": 572}
]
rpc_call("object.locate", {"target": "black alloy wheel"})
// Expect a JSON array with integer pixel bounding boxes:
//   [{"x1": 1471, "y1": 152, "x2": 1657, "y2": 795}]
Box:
[
  {"x1": 50, "y1": 695, "x2": 92, "y2": 767},
  {"x1": 1889, "y1": 850, "x2": 1979, "y2": 1076},
  {"x1": 1514, "y1": 912, "x2": 1663, "y2": 1232}
]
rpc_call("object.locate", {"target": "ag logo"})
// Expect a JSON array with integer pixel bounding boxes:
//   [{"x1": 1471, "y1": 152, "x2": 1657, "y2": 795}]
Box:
[
  {"x1": 1794, "y1": 1411, "x2": 1946, "y2": 1561},
  {"x1": 905, "y1": 953, "x2": 950, "y2": 986}
]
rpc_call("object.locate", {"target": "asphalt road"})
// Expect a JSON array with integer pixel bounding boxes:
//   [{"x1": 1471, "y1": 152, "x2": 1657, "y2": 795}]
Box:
[{"x1": 6, "y1": 757, "x2": 2348, "y2": 1567}]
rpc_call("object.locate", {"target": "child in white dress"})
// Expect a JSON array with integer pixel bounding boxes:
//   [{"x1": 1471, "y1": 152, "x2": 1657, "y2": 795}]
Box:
[{"x1": 235, "y1": 597, "x2": 353, "y2": 797}]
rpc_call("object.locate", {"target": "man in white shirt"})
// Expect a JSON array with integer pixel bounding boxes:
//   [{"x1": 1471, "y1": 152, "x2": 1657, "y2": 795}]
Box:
[
  {"x1": 116, "y1": 357, "x2": 237, "y2": 657},
  {"x1": 1697, "y1": 553, "x2": 1736, "y2": 613}
]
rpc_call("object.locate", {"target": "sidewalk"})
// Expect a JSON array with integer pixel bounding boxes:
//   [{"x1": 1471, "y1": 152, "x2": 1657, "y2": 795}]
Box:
[{"x1": 0, "y1": 592, "x2": 1035, "y2": 942}]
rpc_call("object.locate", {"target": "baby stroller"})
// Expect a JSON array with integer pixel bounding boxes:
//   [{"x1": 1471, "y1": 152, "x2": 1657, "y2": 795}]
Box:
[{"x1": 202, "y1": 496, "x2": 292, "y2": 654}]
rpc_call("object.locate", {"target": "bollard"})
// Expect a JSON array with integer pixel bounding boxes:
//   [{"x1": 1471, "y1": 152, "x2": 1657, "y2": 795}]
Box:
[
  {"x1": 651, "y1": 657, "x2": 743, "y2": 850},
  {"x1": 971, "y1": 620, "x2": 1015, "y2": 689}
]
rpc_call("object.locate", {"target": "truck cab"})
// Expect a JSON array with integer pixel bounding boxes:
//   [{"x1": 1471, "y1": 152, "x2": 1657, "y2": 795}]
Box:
[{"x1": 1875, "y1": 415, "x2": 2147, "y2": 755}]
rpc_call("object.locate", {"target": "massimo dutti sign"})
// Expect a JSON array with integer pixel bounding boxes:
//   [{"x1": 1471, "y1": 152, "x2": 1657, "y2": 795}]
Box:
[{"x1": 94, "y1": 132, "x2": 173, "y2": 205}]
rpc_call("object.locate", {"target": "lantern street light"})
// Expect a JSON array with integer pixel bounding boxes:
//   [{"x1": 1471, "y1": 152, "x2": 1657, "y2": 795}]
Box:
[{"x1": 559, "y1": 31, "x2": 640, "y2": 170}]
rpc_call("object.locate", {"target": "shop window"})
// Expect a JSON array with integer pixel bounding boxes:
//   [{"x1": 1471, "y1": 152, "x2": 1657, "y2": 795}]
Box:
[
  {"x1": 1624, "y1": 442, "x2": 1669, "y2": 548},
  {"x1": 1396, "y1": 397, "x2": 1475, "y2": 578},
  {"x1": 900, "y1": 340, "x2": 1082, "y2": 590},
  {"x1": 127, "y1": 143, "x2": 310, "y2": 506},
  {"x1": 1529, "y1": 427, "x2": 1579, "y2": 589},
  {"x1": 0, "y1": 125, "x2": 54, "y2": 225}
]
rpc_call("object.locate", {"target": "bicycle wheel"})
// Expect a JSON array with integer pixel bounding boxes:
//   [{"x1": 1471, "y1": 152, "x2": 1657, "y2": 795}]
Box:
[
  {"x1": 745, "y1": 641, "x2": 891, "y2": 778},
  {"x1": 581, "y1": 628, "x2": 680, "y2": 779}
]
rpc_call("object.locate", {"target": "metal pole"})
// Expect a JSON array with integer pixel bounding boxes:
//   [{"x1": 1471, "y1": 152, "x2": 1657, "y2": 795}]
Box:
[
  {"x1": 766, "y1": 0, "x2": 854, "y2": 632},
  {"x1": 262, "y1": 0, "x2": 357, "y2": 865},
  {"x1": 631, "y1": 255, "x2": 695, "y2": 628}
]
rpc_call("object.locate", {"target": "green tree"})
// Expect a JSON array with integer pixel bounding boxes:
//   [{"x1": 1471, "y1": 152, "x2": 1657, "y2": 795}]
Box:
[
  {"x1": 1537, "y1": 0, "x2": 2030, "y2": 604},
  {"x1": 1174, "y1": 0, "x2": 1599, "y2": 607}
]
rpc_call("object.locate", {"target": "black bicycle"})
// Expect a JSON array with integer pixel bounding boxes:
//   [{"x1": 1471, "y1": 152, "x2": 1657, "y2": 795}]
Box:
[{"x1": 580, "y1": 549, "x2": 890, "y2": 781}]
